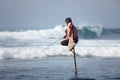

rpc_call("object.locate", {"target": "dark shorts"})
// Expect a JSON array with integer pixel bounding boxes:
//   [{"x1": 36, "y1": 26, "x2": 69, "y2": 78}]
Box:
[{"x1": 61, "y1": 39, "x2": 78, "y2": 46}]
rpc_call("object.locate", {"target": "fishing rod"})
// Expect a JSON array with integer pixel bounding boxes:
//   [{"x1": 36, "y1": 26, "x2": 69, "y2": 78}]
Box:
[{"x1": 41, "y1": 38, "x2": 62, "y2": 53}]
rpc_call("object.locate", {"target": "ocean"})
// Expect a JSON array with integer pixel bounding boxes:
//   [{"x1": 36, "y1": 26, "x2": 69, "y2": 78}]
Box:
[{"x1": 0, "y1": 25, "x2": 120, "y2": 80}]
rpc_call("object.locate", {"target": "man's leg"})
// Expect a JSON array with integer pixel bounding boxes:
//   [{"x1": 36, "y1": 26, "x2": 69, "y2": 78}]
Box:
[{"x1": 61, "y1": 39, "x2": 69, "y2": 46}]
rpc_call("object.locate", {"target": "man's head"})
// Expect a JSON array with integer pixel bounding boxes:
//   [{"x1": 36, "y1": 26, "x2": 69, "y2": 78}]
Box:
[{"x1": 65, "y1": 17, "x2": 72, "y2": 24}]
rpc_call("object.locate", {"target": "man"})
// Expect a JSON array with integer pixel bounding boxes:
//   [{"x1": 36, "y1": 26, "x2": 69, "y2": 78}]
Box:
[{"x1": 61, "y1": 17, "x2": 78, "y2": 51}]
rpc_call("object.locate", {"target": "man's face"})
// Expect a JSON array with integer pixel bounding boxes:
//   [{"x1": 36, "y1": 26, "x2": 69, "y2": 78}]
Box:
[{"x1": 65, "y1": 21, "x2": 69, "y2": 25}]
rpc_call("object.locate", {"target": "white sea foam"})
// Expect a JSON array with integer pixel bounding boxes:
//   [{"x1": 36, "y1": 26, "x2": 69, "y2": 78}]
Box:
[
  {"x1": 0, "y1": 25, "x2": 120, "y2": 59},
  {"x1": 0, "y1": 24, "x2": 119, "y2": 40},
  {"x1": 0, "y1": 24, "x2": 104, "y2": 41},
  {"x1": 0, "y1": 40, "x2": 120, "y2": 59},
  {"x1": 0, "y1": 25, "x2": 65, "y2": 40}
]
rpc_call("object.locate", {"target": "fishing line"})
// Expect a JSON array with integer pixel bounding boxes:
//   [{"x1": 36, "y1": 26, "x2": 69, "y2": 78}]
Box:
[{"x1": 41, "y1": 38, "x2": 62, "y2": 53}]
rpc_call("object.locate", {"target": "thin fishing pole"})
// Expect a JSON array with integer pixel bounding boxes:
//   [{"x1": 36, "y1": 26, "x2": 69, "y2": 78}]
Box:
[{"x1": 41, "y1": 38, "x2": 62, "y2": 53}]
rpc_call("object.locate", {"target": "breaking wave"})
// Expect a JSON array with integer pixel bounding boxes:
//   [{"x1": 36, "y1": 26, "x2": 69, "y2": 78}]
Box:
[
  {"x1": 0, "y1": 25, "x2": 120, "y2": 40},
  {"x1": 0, "y1": 25, "x2": 65, "y2": 40},
  {"x1": 0, "y1": 25, "x2": 120, "y2": 59},
  {"x1": 78, "y1": 25, "x2": 103, "y2": 39},
  {"x1": 0, "y1": 40, "x2": 120, "y2": 59}
]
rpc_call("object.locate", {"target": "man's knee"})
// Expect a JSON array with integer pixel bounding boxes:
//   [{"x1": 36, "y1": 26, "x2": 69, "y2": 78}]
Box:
[
  {"x1": 60, "y1": 41, "x2": 64, "y2": 45},
  {"x1": 60, "y1": 40, "x2": 68, "y2": 46}
]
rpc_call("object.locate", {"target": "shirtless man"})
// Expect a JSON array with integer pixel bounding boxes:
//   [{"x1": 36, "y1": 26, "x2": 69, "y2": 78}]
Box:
[{"x1": 61, "y1": 17, "x2": 78, "y2": 50}]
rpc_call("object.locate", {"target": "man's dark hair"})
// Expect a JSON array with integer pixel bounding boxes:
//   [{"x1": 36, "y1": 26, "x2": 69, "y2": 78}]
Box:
[{"x1": 65, "y1": 17, "x2": 72, "y2": 23}]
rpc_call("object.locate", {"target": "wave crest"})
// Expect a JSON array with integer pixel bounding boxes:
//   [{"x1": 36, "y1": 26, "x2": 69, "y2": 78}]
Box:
[
  {"x1": 0, "y1": 25, "x2": 65, "y2": 40},
  {"x1": 0, "y1": 43, "x2": 120, "y2": 59},
  {"x1": 0, "y1": 25, "x2": 120, "y2": 40},
  {"x1": 78, "y1": 25, "x2": 103, "y2": 39}
]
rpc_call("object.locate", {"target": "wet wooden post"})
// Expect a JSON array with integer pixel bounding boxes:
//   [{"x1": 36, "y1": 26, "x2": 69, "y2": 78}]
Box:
[{"x1": 72, "y1": 47, "x2": 78, "y2": 80}]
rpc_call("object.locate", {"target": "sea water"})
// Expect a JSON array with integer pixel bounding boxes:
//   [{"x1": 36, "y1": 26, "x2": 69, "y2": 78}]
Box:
[{"x1": 0, "y1": 25, "x2": 120, "y2": 80}]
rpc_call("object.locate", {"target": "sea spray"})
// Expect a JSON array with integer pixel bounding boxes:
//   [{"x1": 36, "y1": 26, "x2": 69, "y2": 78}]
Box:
[
  {"x1": 0, "y1": 25, "x2": 120, "y2": 59},
  {"x1": 0, "y1": 25, "x2": 120, "y2": 40},
  {"x1": 0, "y1": 40, "x2": 120, "y2": 59}
]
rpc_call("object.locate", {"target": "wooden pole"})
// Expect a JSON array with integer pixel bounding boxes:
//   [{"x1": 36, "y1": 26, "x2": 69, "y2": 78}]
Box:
[{"x1": 72, "y1": 47, "x2": 78, "y2": 80}]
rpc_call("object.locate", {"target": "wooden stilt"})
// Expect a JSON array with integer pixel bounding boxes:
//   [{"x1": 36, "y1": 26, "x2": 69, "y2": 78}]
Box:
[{"x1": 72, "y1": 47, "x2": 78, "y2": 80}]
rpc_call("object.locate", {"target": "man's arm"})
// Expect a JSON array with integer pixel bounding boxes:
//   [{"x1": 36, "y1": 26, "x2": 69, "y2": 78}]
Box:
[{"x1": 67, "y1": 22, "x2": 73, "y2": 39}]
